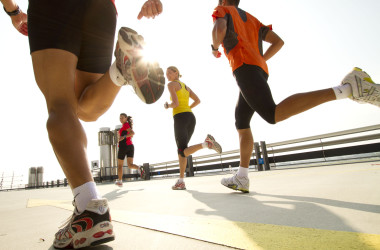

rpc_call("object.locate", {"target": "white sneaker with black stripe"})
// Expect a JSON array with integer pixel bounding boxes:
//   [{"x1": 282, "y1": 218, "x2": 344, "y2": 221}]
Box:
[{"x1": 341, "y1": 67, "x2": 380, "y2": 107}]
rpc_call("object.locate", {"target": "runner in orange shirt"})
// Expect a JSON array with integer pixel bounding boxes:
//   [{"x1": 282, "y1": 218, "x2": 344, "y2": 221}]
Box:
[{"x1": 211, "y1": 0, "x2": 380, "y2": 193}]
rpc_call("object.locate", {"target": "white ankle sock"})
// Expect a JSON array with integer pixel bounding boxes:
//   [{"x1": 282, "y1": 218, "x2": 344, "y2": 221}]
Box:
[
  {"x1": 332, "y1": 84, "x2": 352, "y2": 100},
  {"x1": 178, "y1": 178, "x2": 184, "y2": 183},
  {"x1": 73, "y1": 182, "x2": 101, "y2": 214},
  {"x1": 202, "y1": 141, "x2": 208, "y2": 149},
  {"x1": 109, "y1": 61, "x2": 125, "y2": 87},
  {"x1": 237, "y1": 166, "x2": 249, "y2": 177}
]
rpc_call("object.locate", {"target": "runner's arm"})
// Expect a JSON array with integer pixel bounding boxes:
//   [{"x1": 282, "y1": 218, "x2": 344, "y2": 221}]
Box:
[
  {"x1": 1, "y1": 0, "x2": 28, "y2": 36},
  {"x1": 263, "y1": 30, "x2": 284, "y2": 61},
  {"x1": 188, "y1": 87, "x2": 200, "y2": 109},
  {"x1": 212, "y1": 17, "x2": 227, "y2": 57},
  {"x1": 166, "y1": 81, "x2": 179, "y2": 109}
]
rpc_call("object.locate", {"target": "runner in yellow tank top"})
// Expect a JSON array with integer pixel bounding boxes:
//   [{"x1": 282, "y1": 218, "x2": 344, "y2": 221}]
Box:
[
  {"x1": 172, "y1": 80, "x2": 192, "y2": 116},
  {"x1": 164, "y1": 66, "x2": 222, "y2": 190}
]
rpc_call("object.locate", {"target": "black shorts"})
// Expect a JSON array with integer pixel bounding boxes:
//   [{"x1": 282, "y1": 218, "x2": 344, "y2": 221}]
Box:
[
  {"x1": 173, "y1": 112, "x2": 196, "y2": 157},
  {"x1": 233, "y1": 64, "x2": 277, "y2": 129},
  {"x1": 28, "y1": 0, "x2": 117, "y2": 73},
  {"x1": 118, "y1": 144, "x2": 135, "y2": 160}
]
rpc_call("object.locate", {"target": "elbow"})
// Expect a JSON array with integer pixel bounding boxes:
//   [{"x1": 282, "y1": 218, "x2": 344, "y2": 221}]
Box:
[{"x1": 278, "y1": 38, "x2": 285, "y2": 48}]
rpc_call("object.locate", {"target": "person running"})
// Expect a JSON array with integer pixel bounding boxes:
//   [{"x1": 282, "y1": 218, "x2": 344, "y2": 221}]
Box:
[
  {"x1": 164, "y1": 66, "x2": 223, "y2": 190},
  {"x1": 115, "y1": 113, "x2": 144, "y2": 187},
  {"x1": 211, "y1": 0, "x2": 380, "y2": 193},
  {"x1": 1, "y1": 0, "x2": 164, "y2": 248}
]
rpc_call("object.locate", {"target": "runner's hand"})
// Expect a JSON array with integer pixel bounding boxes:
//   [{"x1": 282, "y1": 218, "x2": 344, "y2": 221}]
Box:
[
  {"x1": 137, "y1": 0, "x2": 163, "y2": 20},
  {"x1": 212, "y1": 50, "x2": 221, "y2": 58},
  {"x1": 11, "y1": 11, "x2": 28, "y2": 36}
]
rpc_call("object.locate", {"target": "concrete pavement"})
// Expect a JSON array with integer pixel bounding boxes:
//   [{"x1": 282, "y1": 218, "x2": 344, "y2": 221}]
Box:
[{"x1": 1, "y1": 162, "x2": 379, "y2": 249}]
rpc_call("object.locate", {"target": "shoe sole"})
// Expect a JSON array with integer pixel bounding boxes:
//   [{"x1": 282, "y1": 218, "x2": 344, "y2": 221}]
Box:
[
  {"x1": 118, "y1": 27, "x2": 165, "y2": 104},
  {"x1": 207, "y1": 134, "x2": 222, "y2": 154},
  {"x1": 223, "y1": 183, "x2": 249, "y2": 193}
]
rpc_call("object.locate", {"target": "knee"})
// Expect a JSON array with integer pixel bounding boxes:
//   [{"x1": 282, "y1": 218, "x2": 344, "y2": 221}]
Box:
[
  {"x1": 78, "y1": 110, "x2": 101, "y2": 122},
  {"x1": 177, "y1": 148, "x2": 186, "y2": 158}
]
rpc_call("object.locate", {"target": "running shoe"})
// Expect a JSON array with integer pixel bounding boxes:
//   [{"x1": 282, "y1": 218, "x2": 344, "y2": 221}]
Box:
[
  {"x1": 205, "y1": 134, "x2": 222, "y2": 154},
  {"x1": 172, "y1": 180, "x2": 186, "y2": 190},
  {"x1": 53, "y1": 199, "x2": 114, "y2": 249},
  {"x1": 115, "y1": 27, "x2": 165, "y2": 104},
  {"x1": 139, "y1": 166, "x2": 146, "y2": 179},
  {"x1": 341, "y1": 67, "x2": 380, "y2": 107},
  {"x1": 221, "y1": 173, "x2": 249, "y2": 193},
  {"x1": 114, "y1": 179, "x2": 123, "y2": 187}
]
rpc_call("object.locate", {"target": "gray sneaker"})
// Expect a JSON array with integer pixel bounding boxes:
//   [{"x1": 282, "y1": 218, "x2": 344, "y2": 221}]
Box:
[
  {"x1": 221, "y1": 173, "x2": 249, "y2": 193},
  {"x1": 115, "y1": 27, "x2": 165, "y2": 104},
  {"x1": 341, "y1": 67, "x2": 380, "y2": 107},
  {"x1": 205, "y1": 134, "x2": 222, "y2": 154}
]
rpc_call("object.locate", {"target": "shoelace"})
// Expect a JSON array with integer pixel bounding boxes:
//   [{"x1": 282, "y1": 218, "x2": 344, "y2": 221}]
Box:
[{"x1": 58, "y1": 199, "x2": 79, "y2": 230}]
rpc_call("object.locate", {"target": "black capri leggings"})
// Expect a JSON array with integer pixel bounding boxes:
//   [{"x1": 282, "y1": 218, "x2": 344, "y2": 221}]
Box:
[
  {"x1": 234, "y1": 64, "x2": 277, "y2": 129},
  {"x1": 173, "y1": 112, "x2": 196, "y2": 157},
  {"x1": 28, "y1": 0, "x2": 117, "y2": 74}
]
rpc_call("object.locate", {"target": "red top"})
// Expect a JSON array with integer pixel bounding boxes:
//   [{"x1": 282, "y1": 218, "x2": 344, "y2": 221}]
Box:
[
  {"x1": 119, "y1": 122, "x2": 132, "y2": 146},
  {"x1": 212, "y1": 6, "x2": 272, "y2": 75}
]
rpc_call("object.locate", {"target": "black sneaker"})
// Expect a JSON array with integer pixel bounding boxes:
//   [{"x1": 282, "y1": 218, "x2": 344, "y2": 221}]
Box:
[
  {"x1": 53, "y1": 199, "x2": 115, "y2": 249},
  {"x1": 115, "y1": 27, "x2": 165, "y2": 104}
]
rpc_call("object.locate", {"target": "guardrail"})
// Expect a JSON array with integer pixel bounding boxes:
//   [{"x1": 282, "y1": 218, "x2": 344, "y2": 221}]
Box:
[{"x1": 136, "y1": 124, "x2": 380, "y2": 180}]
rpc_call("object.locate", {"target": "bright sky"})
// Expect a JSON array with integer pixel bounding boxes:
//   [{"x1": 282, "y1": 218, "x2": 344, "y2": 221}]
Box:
[{"x1": 1, "y1": 0, "x2": 379, "y2": 183}]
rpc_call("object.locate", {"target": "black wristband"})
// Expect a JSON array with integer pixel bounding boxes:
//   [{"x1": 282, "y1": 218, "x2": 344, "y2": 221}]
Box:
[
  {"x1": 3, "y1": 6, "x2": 21, "y2": 16},
  {"x1": 211, "y1": 44, "x2": 219, "y2": 51}
]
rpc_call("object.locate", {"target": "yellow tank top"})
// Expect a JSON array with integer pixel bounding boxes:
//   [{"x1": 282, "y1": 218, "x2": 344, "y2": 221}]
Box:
[{"x1": 172, "y1": 80, "x2": 192, "y2": 116}]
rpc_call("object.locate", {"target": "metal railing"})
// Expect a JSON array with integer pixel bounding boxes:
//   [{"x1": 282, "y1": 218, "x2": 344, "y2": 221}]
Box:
[{"x1": 141, "y1": 124, "x2": 380, "y2": 179}]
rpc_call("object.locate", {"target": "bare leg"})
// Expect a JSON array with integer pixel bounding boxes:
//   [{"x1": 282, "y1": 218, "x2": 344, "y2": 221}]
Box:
[
  {"x1": 31, "y1": 49, "x2": 92, "y2": 188},
  {"x1": 183, "y1": 144, "x2": 203, "y2": 157},
  {"x1": 75, "y1": 70, "x2": 121, "y2": 122},
  {"x1": 238, "y1": 128, "x2": 254, "y2": 168},
  {"x1": 126, "y1": 157, "x2": 140, "y2": 170},
  {"x1": 275, "y1": 88, "x2": 336, "y2": 123},
  {"x1": 178, "y1": 154, "x2": 187, "y2": 179},
  {"x1": 117, "y1": 159, "x2": 124, "y2": 181}
]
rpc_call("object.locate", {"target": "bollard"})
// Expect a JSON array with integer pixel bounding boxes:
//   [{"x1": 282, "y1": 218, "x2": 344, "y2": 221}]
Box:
[
  {"x1": 260, "y1": 141, "x2": 271, "y2": 171},
  {"x1": 186, "y1": 155, "x2": 195, "y2": 177},
  {"x1": 254, "y1": 142, "x2": 263, "y2": 171},
  {"x1": 142, "y1": 163, "x2": 150, "y2": 180}
]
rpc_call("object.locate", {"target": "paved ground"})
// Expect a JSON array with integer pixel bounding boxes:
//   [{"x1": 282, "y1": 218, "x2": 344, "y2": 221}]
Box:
[{"x1": 1, "y1": 162, "x2": 380, "y2": 249}]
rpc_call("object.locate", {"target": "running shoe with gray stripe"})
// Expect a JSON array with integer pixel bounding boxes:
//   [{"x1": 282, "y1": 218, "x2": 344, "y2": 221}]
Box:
[
  {"x1": 205, "y1": 134, "x2": 222, "y2": 154},
  {"x1": 115, "y1": 27, "x2": 165, "y2": 104},
  {"x1": 221, "y1": 173, "x2": 249, "y2": 193},
  {"x1": 341, "y1": 67, "x2": 380, "y2": 107}
]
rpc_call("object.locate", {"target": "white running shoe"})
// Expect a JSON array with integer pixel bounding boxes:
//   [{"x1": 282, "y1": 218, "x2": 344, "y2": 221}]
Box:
[
  {"x1": 114, "y1": 179, "x2": 123, "y2": 187},
  {"x1": 205, "y1": 134, "x2": 222, "y2": 154},
  {"x1": 341, "y1": 67, "x2": 380, "y2": 107},
  {"x1": 172, "y1": 179, "x2": 186, "y2": 190},
  {"x1": 114, "y1": 27, "x2": 165, "y2": 104},
  {"x1": 221, "y1": 173, "x2": 249, "y2": 193},
  {"x1": 53, "y1": 199, "x2": 114, "y2": 249}
]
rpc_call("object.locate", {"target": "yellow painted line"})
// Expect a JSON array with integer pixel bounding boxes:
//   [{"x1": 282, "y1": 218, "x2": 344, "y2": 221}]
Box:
[{"x1": 27, "y1": 199, "x2": 380, "y2": 249}]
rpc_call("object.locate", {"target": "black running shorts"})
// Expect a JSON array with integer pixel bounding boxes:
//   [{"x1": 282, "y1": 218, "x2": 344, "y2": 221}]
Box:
[
  {"x1": 118, "y1": 144, "x2": 135, "y2": 160},
  {"x1": 28, "y1": 0, "x2": 117, "y2": 74},
  {"x1": 173, "y1": 112, "x2": 196, "y2": 157},
  {"x1": 233, "y1": 64, "x2": 277, "y2": 129}
]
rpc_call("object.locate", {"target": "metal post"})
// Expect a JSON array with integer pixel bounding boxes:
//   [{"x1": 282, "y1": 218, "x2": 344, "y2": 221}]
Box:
[
  {"x1": 142, "y1": 163, "x2": 150, "y2": 180},
  {"x1": 254, "y1": 142, "x2": 263, "y2": 171},
  {"x1": 186, "y1": 155, "x2": 194, "y2": 177},
  {"x1": 260, "y1": 141, "x2": 271, "y2": 171}
]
